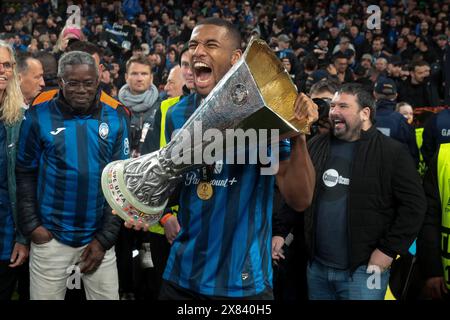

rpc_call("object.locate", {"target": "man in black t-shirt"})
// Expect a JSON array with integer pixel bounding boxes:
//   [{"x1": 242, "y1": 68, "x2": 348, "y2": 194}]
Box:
[{"x1": 305, "y1": 84, "x2": 426, "y2": 300}]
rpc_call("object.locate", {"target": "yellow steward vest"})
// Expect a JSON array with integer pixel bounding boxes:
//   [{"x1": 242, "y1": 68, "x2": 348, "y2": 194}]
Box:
[
  {"x1": 149, "y1": 96, "x2": 181, "y2": 235},
  {"x1": 437, "y1": 143, "x2": 450, "y2": 289}
]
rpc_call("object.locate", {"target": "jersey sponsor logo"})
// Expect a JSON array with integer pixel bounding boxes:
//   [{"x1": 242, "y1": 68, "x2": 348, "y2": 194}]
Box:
[
  {"x1": 50, "y1": 127, "x2": 66, "y2": 135},
  {"x1": 241, "y1": 273, "x2": 249, "y2": 281},
  {"x1": 322, "y1": 169, "x2": 350, "y2": 187},
  {"x1": 184, "y1": 171, "x2": 238, "y2": 187},
  {"x1": 441, "y1": 129, "x2": 450, "y2": 137},
  {"x1": 124, "y1": 138, "x2": 130, "y2": 156},
  {"x1": 99, "y1": 122, "x2": 109, "y2": 140}
]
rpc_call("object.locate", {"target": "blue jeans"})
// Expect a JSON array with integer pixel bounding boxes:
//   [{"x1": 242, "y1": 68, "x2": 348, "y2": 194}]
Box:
[{"x1": 307, "y1": 260, "x2": 390, "y2": 300}]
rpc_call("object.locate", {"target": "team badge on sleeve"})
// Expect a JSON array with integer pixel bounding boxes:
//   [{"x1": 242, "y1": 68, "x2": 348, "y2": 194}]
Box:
[{"x1": 99, "y1": 122, "x2": 109, "y2": 140}]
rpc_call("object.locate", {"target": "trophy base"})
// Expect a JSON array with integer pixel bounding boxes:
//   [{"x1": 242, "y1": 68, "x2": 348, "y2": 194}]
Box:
[{"x1": 101, "y1": 160, "x2": 167, "y2": 226}]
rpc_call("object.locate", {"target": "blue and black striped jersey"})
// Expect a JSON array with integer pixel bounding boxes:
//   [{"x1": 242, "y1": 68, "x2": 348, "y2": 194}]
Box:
[
  {"x1": 162, "y1": 93, "x2": 290, "y2": 297},
  {"x1": 16, "y1": 92, "x2": 129, "y2": 247},
  {"x1": 0, "y1": 122, "x2": 14, "y2": 261}
]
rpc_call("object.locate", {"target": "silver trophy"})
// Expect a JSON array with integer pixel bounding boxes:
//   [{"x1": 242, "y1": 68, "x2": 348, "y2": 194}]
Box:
[{"x1": 101, "y1": 38, "x2": 311, "y2": 225}]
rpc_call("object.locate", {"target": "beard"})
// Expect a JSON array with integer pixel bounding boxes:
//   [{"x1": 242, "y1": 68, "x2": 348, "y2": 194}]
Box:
[{"x1": 332, "y1": 118, "x2": 363, "y2": 141}]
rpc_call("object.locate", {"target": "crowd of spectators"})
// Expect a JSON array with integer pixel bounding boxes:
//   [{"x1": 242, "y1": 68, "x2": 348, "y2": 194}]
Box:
[
  {"x1": 1, "y1": 0, "x2": 450, "y2": 302},
  {"x1": 1, "y1": 0, "x2": 448, "y2": 108}
]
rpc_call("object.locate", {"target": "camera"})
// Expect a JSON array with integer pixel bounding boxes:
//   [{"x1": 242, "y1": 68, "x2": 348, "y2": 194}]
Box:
[
  {"x1": 310, "y1": 97, "x2": 331, "y2": 137},
  {"x1": 313, "y1": 97, "x2": 331, "y2": 119}
]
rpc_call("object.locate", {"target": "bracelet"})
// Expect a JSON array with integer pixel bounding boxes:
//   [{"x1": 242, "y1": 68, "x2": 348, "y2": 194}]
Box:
[{"x1": 159, "y1": 213, "x2": 173, "y2": 226}]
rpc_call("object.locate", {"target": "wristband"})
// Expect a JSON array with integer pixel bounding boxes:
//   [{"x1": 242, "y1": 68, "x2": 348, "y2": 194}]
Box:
[{"x1": 159, "y1": 213, "x2": 173, "y2": 227}]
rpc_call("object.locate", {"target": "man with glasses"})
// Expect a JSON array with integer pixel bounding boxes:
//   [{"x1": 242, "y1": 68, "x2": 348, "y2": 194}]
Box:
[{"x1": 15, "y1": 51, "x2": 129, "y2": 300}]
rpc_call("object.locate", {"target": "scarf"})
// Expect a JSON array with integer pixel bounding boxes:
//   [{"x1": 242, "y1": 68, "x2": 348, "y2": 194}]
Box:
[{"x1": 118, "y1": 83, "x2": 159, "y2": 113}]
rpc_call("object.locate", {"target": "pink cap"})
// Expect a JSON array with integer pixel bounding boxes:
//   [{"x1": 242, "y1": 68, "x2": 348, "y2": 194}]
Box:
[{"x1": 63, "y1": 27, "x2": 82, "y2": 39}]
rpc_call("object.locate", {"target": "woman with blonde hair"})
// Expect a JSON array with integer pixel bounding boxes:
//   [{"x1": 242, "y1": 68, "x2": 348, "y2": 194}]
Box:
[{"x1": 0, "y1": 40, "x2": 28, "y2": 300}]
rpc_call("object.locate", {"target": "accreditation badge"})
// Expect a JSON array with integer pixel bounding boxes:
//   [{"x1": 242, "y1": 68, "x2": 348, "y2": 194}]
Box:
[{"x1": 197, "y1": 181, "x2": 214, "y2": 200}]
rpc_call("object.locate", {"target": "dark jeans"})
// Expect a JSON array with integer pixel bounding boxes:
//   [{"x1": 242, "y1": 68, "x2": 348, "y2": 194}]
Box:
[
  {"x1": 307, "y1": 260, "x2": 390, "y2": 300},
  {"x1": 159, "y1": 279, "x2": 274, "y2": 300},
  {"x1": 0, "y1": 260, "x2": 17, "y2": 300}
]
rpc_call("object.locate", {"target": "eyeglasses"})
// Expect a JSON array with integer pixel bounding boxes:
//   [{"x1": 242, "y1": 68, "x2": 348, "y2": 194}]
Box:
[
  {"x1": 61, "y1": 78, "x2": 97, "y2": 89},
  {"x1": 0, "y1": 61, "x2": 15, "y2": 71}
]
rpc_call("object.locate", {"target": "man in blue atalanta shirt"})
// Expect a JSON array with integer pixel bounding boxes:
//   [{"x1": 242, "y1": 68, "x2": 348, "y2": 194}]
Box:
[
  {"x1": 16, "y1": 51, "x2": 129, "y2": 300},
  {"x1": 128, "y1": 18, "x2": 318, "y2": 299}
]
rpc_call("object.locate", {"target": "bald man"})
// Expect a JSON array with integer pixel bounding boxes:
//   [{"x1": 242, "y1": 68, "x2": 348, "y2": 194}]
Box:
[{"x1": 164, "y1": 66, "x2": 185, "y2": 98}]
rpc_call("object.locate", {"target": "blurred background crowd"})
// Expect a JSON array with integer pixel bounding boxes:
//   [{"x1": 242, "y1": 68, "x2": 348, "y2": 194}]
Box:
[
  {"x1": 1, "y1": 0, "x2": 449, "y2": 110},
  {"x1": 1, "y1": 0, "x2": 450, "y2": 301}
]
